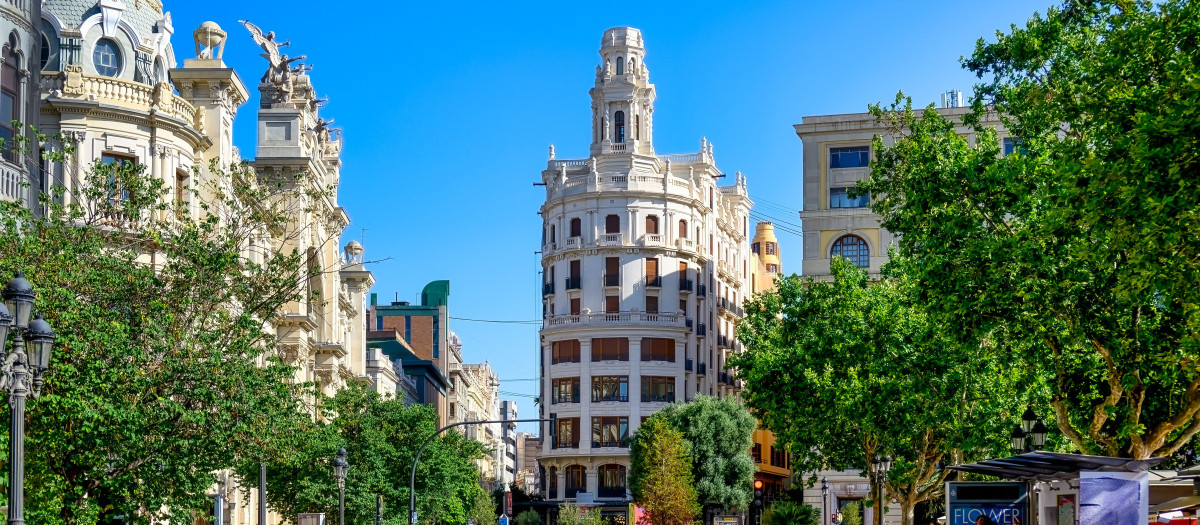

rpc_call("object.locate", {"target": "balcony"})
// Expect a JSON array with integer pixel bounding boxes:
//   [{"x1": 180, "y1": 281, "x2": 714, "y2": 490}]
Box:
[
  {"x1": 697, "y1": 284, "x2": 708, "y2": 297},
  {"x1": 719, "y1": 372, "x2": 730, "y2": 384},
  {"x1": 592, "y1": 440, "x2": 628, "y2": 449},
  {"x1": 686, "y1": 358, "x2": 694, "y2": 372},
  {"x1": 565, "y1": 236, "x2": 583, "y2": 250},
  {"x1": 41, "y1": 70, "x2": 203, "y2": 131},
  {"x1": 551, "y1": 394, "x2": 580, "y2": 404},
  {"x1": 593, "y1": 394, "x2": 629, "y2": 403},
  {"x1": 718, "y1": 297, "x2": 745, "y2": 317},
  {"x1": 679, "y1": 278, "x2": 693, "y2": 293},
  {"x1": 543, "y1": 311, "x2": 687, "y2": 329},
  {"x1": 675, "y1": 238, "x2": 696, "y2": 253},
  {"x1": 642, "y1": 234, "x2": 664, "y2": 247},
  {"x1": 642, "y1": 394, "x2": 676, "y2": 403},
  {"x1": 597, "y1": 486, "x2": 627, "y2": 498},
  {"x1": 565, "y1": 277, "x2": 582, "y2": 290},
  {"x1": 698, "y1": 363, "x2": 707, "y2": 376},
  {"x1": 0, "y1": 163, "x2": 27, "y2": 204},
  {"x1": 604, "y1": 273, "x2": 620, "y2": 287},
  {"x1": 543, "y1": 282, "x2": 555, "y2": 296},
  {"x1": 645, "y1": 276, "x2": 662, "y2": 288},
  {"x1": 552, "y1": 440, "x2": 580, "y2": 450},
  {"x1": 598, "y1": 233, "x2": 623, "y2": 247},
  {"x1": 696, "y1": 323, "x2": 707, "y2": 337},
  {"x1": 686, "y1": 318, "x2": 694, "y2": 329},
  {"x1": 717, "y1": 334, "x2": 730, "y2": 349}
]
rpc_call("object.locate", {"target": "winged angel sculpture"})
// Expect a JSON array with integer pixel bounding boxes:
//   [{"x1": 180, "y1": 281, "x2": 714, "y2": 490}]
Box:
[{"x1": 239, "y1": 20, "x2": 307, "y2": 88}]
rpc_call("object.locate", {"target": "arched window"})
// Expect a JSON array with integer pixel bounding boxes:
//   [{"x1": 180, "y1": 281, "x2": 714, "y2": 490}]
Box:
[
  {"x1": 548, "y1": 466, "x2": 558, "y2": 499},
  {"x1": 597, "y1": 464, "x2": 627, "y2": 498},
  {"x1": 645, "y1": 215, "x2": 659, "y2": 235},
  {"x1": 565, "y1": 465, "x2": 586, "y2": 498},
  {"x1": 605, "y1": 214, "x2": 620, "y2": 234},
  {"x1": 39, "y1": 33, "x2": 51, "y2": 70},
  {"x1": 629, "y1": 57, "x2": 636, "y2": 73},
  {"x1": 615, "y1": 56, "x2": 624, "y2": 75},
  {"x1": 830, "y1": 235, "x2": 870, "y2": 268},
  {"x1": 569, "y1": 218, "x2": 582, "y2": 238},
  {"x1": 92, "y1": 38, "x2": 122, "y2": 77},
  {"x1": 678, "y1": 220, "x2": 688, "y2": 239},
  {"x1": 550, "y1": 224, "x2": 556, "y2": 244},
  {"x1": 635, "y1": 115, "x2": 640, "y2": 140},
  {"x1": 614, "y1": 111, "x2": 625, "y2": 143},
  {"x1": 1, "y1": 35, "x2": 20, "y2": 162}
]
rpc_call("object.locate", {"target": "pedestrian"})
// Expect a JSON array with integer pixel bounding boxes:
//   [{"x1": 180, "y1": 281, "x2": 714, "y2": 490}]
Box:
[{"x1": 975, "y1": 517, "x2": 994, "y2": 525}]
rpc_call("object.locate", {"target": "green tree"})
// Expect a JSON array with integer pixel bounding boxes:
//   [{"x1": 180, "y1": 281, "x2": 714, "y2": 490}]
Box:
[
  {"x1": 556, "y1": 503, "x2": 602, "y2": 525},
  {"x1": 840, "y1": 502, "x2": 862, "y2": 525},
  {"x1": 860, "y1": 0, "x2": 1200, "y2": 459},
  {"x1": 658, "y1": 395, "x2": 756, "y2": 512},
  {"x1": 0, "y1": 139, "x2": 320, "y2": 524},
  {"x1": 241, "y1": 383, "x2": 487, "y2": 525},
  {"x1": 468, "y1": 485, "x2": 499, "y2": 525},
  {"x1": 732, "y1": 258, "x2": 1022, "y2": 525},
  {"x1": 629, "y1": 416, "x2": 701, "y2": 525},
  {"x1": 763, "y1": 501, "x2": 819, "y2": 525},
  {"x1": 514, "y1": 509, "x2": 542, "y2": 525}
]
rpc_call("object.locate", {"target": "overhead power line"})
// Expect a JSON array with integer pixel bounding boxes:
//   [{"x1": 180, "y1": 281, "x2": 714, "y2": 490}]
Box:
[{"x1": 449, "y1": 316, "x2": 542, "y2": 325}]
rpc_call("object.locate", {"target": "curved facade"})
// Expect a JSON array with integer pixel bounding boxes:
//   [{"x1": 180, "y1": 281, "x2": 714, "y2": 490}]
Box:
[
  {"x1": 0, "y1": 0, "x2": 45, "y2": 209},
  {"x1": 537, "y1": 27, "x2": 752, "y2": 512}
]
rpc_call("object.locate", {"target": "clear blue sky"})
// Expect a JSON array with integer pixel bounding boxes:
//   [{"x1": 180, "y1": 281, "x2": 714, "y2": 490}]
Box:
[{"x1": 170, "y1": 0, "x2": 1053, "y2": 429}]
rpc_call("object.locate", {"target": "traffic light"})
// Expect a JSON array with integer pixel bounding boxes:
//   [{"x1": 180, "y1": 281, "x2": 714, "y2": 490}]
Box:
[{"x1": 752, "y1": 480, "x2": 764, "y2": 525}]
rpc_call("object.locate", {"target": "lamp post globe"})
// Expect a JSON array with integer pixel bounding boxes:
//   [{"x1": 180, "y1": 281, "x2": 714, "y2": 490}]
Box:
[{"x1": 2, "y1": 271, "x2": 35, "y2": 329}]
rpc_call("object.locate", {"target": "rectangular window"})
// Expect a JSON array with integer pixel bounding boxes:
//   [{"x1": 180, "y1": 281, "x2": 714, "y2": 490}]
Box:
[
  {"x1": 605, "y1": 257, "x2": 620, "y2": 287},
  {"x1": 829, "y1": 187, "x2": 870, "y2": 208},
  {"x1": 570, "y1": 297, "x2": 581, "y2": 315},
  {"x1": 552, "y1": 339, "x2": 581, "y2": 364},
  {"x1": 591, "y1": 375, "x2": 629, "y2": 402},
  {"x1": 555, "y1": 418, "x2": 580, "y2": 448},
  {"x1": 592, "y1": 416, "x2": 629, "y2": 448},
  {"x1": 752, "y1": 443, "x2": 763, "y2": 463},
  {"x1": 570, "y1": 218, "x2": 582, "y2": 237},
  {"x1": 606, "y1": 214, "x2": 620, "y2": 234},
  {"x1": 605, "y1": 295, "x2": 619, "y2": 314},
  {"x1": 645, "y1": 295, "x2": 658, "y2": 314},
  {"x1": 641, "y1": 337, "x2": 675, "y2": 362},
  {"x1": 175, "y1": 171, "x2": 189, "y2": 217},
  {"x1": 592, "y1": 337, "x2": 629, "y2": 361},
  {"x1": 829, "y1": 146, "x2": 870, "y2": 168},
  {"x1": 641, "y1": 376, "x2": 676, "y2": 403},
  {"x1": 552, "y1": 377, "x2": 580, "y2": 404},
  {"x1": 100, "y1": 153, "x2": 137, "y2": 204},
  {"x1": 646, "y1": 258, "x2": 660, "y2": 287},
  {"x1": 1003, "y1": 137, "x2": 1026, "y2": 156}
]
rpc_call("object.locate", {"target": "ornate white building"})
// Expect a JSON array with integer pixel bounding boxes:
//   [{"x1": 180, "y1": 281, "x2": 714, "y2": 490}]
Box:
[{"x1": 537, "y1": 27, "x2": 752, "y2": 517}]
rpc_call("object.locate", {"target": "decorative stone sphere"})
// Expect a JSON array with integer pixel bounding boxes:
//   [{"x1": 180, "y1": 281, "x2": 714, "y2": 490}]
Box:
[
  {"x1": 344, "y1": 240, "x2": 364, "y2": 256},
  {"x1": 196, "y1": 21, "x2": 225, "y2": 48}
]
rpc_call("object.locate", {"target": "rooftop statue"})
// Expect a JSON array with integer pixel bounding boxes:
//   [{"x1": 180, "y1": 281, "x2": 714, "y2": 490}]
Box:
[{"x1": 239, "y1": 20, "x2": 307, "y2": 86}]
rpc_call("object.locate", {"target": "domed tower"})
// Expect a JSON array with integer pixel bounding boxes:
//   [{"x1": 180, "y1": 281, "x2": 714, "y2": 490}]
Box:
[
  {"x1": 589, "y1": 27, "x2": 656, "y2": 157},
  {"x1": 751, "y1": 222, "x2": 782, "y2": 293},
  {"x1": 538, "y1": 28, "x2": 754, "y2": 512}
]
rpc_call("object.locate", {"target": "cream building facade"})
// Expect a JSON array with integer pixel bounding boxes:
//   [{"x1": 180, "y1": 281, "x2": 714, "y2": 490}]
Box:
[
  {"x1": 537, "y1": 26, "x2": 752, "y2": 519},
  {"x1": 794, "y1": 107, "x2": 1008, "y2": 523},
  {"x1": 28, "y1": 2, "x2": 382, "y2": 523}
]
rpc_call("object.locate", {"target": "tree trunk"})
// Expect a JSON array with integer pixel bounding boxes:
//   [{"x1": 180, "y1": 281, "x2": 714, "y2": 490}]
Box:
[{"x1": 900, "y1": 499, "x2": 916, "y2": 525}]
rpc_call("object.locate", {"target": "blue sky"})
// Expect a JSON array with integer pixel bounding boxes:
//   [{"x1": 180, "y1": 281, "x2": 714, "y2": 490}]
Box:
[{"x1": 170, "y1": 0, "x2": 1053, "y2": 429}]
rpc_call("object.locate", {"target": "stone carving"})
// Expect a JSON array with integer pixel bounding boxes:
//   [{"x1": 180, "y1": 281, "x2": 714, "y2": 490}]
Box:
[
  {"x1": 239, "y1": 20, "x2": 307, "y2": 88},
  {"x1": 62, "y1": 65, "x2": 85, "y2": 96},
  {"x1": 193, "y1": 21, "x2": 226, "y2": 60}
]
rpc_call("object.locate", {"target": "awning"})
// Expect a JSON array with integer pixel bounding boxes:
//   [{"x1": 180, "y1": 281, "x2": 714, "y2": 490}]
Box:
[
  {"x1": 949, "y1": 451, "x2": 1165, "y2": 481},
  {"x1": 1151, "y1": 496, "x2": 1200, "y2": 513}
]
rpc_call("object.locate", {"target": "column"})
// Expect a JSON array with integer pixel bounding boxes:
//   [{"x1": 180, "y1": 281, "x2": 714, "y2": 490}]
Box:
[
  {"x1": 579, "y1": 339, "x2": 593, "y2": 449},
  {"x1": 676, "y1": 337, "x2": 686, "y2": 403},
  {"x1": 628, "y1": 338, "x2": 641, "y2": 424},
  {"x1": 586, "y1": 463, "x2": 598, "y2": 496},
  {"x1": 556, "y1": 467, "x2": 567, "y2": 501}
]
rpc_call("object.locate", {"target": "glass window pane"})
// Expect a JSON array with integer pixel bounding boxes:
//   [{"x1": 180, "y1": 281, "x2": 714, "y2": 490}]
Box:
[{"x1": 93, "y1": 39, "x2": 122, "y2": 77}]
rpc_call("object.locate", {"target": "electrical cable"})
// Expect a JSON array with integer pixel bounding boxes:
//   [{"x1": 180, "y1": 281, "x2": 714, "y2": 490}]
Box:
[{"x1": 449, "y1": 316, "x2": 542, "y2": 325}]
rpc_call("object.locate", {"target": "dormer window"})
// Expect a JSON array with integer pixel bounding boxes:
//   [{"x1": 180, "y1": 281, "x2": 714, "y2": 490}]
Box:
[{"x1": 616, "y1": 56, "x2": 624, "y2": 75}]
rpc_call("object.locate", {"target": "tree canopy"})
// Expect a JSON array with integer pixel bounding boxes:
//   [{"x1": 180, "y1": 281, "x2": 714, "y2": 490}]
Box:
[
  {"x1": 860, "y1": 0, "x2": 1200, "y2": 459},
  {"x1": 656, "y1": 395, "x2": 756, "y2": 512},
  {"x1": 0, "y1": 141, "x2": 319, "y2": 524},
  {"x1": 629, "y1": 416, "x2": 701, "y2": 525},
  {"x1": 732, "y1": 258, "x2": 1023, "y2": 525}
]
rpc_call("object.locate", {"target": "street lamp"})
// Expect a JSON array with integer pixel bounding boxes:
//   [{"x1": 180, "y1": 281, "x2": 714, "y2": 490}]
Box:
[
  {"x1": 821, "y1": 477, "x2": 830, "y2": 525},
  {"x1": 870, "y1": 455, "x2": 892, "y2": 525},
  {"x1": 1011, "y1": 408, "x2": 1049, "y2": 455},
  {"x1": 334, "y1": 447, "x2": 350, "y2": 525},
  {"x1": 1, "y1": 271, "x2": 55, "y2": 525}
]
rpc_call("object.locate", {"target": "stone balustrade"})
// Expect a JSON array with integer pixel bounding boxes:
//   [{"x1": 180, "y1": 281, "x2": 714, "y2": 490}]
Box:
[
  {"x1": 41, "y1": 72, "x2": 203, "y2": 131},
  {"x1": 0, "y1": 163, "x2": 26, "y2": 203},
  {"x1": 543, "y1": 312, "x2": 686, "y2": 328}
]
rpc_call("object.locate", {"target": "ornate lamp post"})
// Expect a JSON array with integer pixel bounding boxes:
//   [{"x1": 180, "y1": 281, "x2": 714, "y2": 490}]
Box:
[
  {"x1": 334, "y1": 447, "x2": 350, "y2": 525},
  {"x1": 1010, "y1": 408, "x2": 1049, "y2": 455},
  {"x1": 821, "y1": 477, "x2": 830, "y2": 525},
  {"x1": 1, "y1": 271, "x2": 55, "y2": 525},
  {"x1": 870, "y1": 455, "x2": 892, "y2": 525}
]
